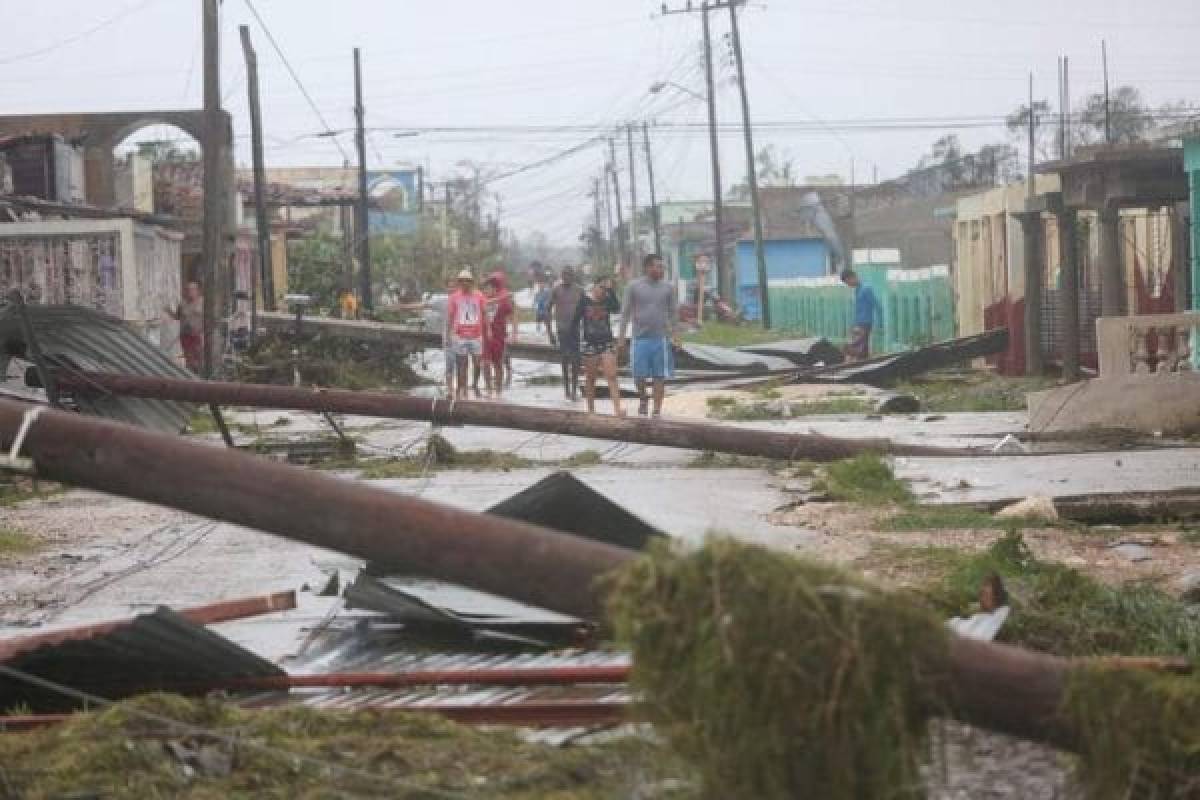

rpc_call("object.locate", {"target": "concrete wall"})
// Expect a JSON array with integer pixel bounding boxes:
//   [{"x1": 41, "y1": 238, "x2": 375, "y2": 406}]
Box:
[
  {"x1": 114, "y1": 152, "x2": 155, "y2": 213},
  {"x1": 0, "y1": 217, "x2": 183, "y2": 350}
]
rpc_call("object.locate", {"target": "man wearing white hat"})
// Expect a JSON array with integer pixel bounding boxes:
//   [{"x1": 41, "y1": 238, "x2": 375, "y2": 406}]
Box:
[{"x1": 446, "y1": 269, "x2": 490, "y2": 399}]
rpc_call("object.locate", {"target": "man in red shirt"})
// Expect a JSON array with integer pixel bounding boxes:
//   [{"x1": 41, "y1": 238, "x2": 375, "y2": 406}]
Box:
[
  {"x1": 446, "y1": 269, "x2": 489, "y2": 399},
  {"x1": 483, "y1": 271, "x2": 517, "y2": 398}
]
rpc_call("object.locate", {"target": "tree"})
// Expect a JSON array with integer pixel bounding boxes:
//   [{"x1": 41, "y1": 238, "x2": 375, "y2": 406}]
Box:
[
  {"x1": 1078, "y1": 85, "x2": 1152, "y2": 145},
  {"x1": 730, "y1": 144, "x2": 799, "y2": 200},
  {"x1": 1006, "y1": 100, "x2": 1056, "y2": 162}
]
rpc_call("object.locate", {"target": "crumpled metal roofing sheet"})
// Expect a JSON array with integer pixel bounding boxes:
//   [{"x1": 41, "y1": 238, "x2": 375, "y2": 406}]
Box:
[
  {"x1": 0, "y1": 607, "x2": 285, "y2": 712},
  {"x1": 0, "y1": 303, "x2": 194, "y2": 432}
]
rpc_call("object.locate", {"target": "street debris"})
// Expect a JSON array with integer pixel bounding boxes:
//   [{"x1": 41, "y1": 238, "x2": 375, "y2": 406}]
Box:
[{"x1": 995, "y1": 495, "x2": 1059, "y2": 522}]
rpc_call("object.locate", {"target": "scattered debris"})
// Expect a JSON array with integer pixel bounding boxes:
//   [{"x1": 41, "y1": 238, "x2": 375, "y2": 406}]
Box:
[{"x1": 995, "y1": 495, "x2": 1058, "y2": 522}]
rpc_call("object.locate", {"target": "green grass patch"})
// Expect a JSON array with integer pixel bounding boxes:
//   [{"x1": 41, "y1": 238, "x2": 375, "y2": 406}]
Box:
[
  {"x1": 0, "y1": 482, "x2": 64, "y2": 508},
  {"x1": 0, "y1": 693, "x2": 691, "y2": 799},
  {"x1": 563, "y1": 450, "x2": 603, "y2": 468},
  {"x1": 683, "y1": 321, "x2": 795, "y2": 348},
  {"x1": 925, "y1": 532, "x2": 1200, "y2": 659},
  {"x1": 0, "y1": 527, "x2": 35, "y2": 557},
  {"x1": 707, "y1": 396, "x2": 873, "y2": 421},
  {"x1": 686, "y1": 451, "x2": 775, "y2": 470},
  {"x1": 877, "y1": 507, "x2": 1056, "y2": 532},
  {"x1": 814, "y1": 454, "x2": 913, "y2": 506},
  {"x1": 895, "y1": 372, "x2": 1059, "y2": 413}
]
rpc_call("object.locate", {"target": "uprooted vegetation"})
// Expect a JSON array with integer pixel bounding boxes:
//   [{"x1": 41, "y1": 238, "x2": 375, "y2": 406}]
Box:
[
  {"x1": 813, "y1": 453, "x2": 915, "y2": 506},
  {"x1": 896, "y1": 371, "x2": 1059, "y2": 412},
  {"x1": 924, "y1": 531, "x2": 1200, "y2": 660},
  {"x1": 611, "y1": 537, "x2": 1200, "y2": 799},
  {"x1": 0, "y1": 694, "x2": 692, "y2": 799},
  {"x1": 705, "y1": 393, "x2": 872, "y2": 421},
  {"x1": 358, "y1": 434, "x2": 534, "y2": 478},
  {"x1": 235, "y1": 332, "x2": 421, "y2": 390}
]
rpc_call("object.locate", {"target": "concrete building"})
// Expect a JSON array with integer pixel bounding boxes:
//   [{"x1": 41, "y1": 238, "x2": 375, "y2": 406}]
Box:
[{"x1": 0, "y1": 212, "x2": 184, "y2": 353}]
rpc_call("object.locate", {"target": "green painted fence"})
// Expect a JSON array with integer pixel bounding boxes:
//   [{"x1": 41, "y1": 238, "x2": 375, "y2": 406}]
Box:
[{"x1": 767, "y1": 264, "x2": 955, "y2": 353}]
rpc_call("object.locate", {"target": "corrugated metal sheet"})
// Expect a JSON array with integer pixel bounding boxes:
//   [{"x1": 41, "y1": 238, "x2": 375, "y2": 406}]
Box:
[
  {"x1": 0, "y1": 303, "x2": 193, "y2": 433},
  {"x1": 0, "y1": 608, "x2": 285, "y2": 712},
  {"x1": 242, "y1": 626, "x2": 630, "y2": 726}
]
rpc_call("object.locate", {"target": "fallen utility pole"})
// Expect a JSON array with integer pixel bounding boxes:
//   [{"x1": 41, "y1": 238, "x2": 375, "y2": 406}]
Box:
[
  {"x1": 53, "y1": 371, "x2": 969, "y2": 460},
  {"x1": 0, "y1": 398, "x2": 627, "y2": 621},
  {"x1": 0, "y1": 399, "x2": 1183, "y2": 752}
]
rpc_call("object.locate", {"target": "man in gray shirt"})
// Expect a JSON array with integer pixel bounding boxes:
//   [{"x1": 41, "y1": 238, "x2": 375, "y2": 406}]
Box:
[{"x1": 618, "y1": 253, "x2": 678, "y2": 417}]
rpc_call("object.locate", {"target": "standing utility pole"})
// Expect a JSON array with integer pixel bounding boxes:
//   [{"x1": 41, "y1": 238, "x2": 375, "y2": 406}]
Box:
[
  {"x1": 239, "y1": 25, "x2": 274, "y2": 319},
  {"x1": 201, "y1": 0, "x2": 224, "y2": 378},
  {"x1": 1027, "y1": 72, "x2": 1036, "y2": 195},
  {"x1": 608, "y1": 138, "x2": 627, "y2": 271},
  {"x1": 625, "y1": 124, "x2": 639, "y2": 264},
  {"x1": 662, "y1": 2, "x2": 729, "y2": 304},
  {"x1": 601, "y1": 167, "x2": 615, "y2": 267},
  {"x1": 641, "y1": 121, "x2": 662, "y2": 257},
  {"x1": 353, "y1": 48, "x2": 372, "y2": 311},
  {"x1": 726, "y1": 1, "x2": 770, "y2": 327},
  {"x1": 1102, "y1": 40, "x2": 1112, "y2": 145}
]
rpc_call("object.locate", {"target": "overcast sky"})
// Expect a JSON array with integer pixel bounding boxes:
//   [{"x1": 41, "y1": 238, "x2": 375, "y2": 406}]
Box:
[{"x1": 4, "y1": 0, "x2": 1199, "y2": 245}]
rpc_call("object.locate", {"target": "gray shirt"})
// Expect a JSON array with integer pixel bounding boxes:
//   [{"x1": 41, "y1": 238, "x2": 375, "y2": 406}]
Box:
[{"x1": 619, "y1": 277, "x2": 677, "y2": 340}]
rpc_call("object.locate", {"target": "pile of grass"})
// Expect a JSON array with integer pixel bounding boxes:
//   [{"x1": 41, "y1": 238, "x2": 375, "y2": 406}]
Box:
[
  {"x1": 0, "y1": 526, "x2": 35, "y2": 557},
  {"x1": 1063, "y1": 665, "x2": 1200, "y2": 800},
  {"x1": 0, "y1": 694, "x2": 691, "y2": 798},
  {"x1": 813, "y1": 453, "x2": 914, "y2": 506},
  {"x1": 358, "y1": 434, "x2": 534, "y2": 479},
  {"x1": 611, "y1": 538, "x2": 949, "y2": 799},
  {"x1": 236, "y1": 332, "x2": 421, "y2": 390},
  {"x1": 562, "y1": 450, "x2": 603, "y2": 468},
  {"x1": 926, "y1": 532, "x2": 1200, "y2": 660},
  {"x1": 707, "y1": 395, "x2": 872, "y2": 421}
]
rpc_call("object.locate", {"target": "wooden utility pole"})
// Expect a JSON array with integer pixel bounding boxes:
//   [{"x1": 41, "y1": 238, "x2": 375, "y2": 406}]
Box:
[
  {"x1": 608, "y1": 138, "x2": 627, "y2": 271},
  {"x1": 625, "y1": 124, "x2": 639, "y2": 264},
  {"x1": 238, "y1": 25, "x2": 274, "y2": 317},
  {"x1": 200, "y1": 0, "x2": 223, "y2": 377},
  {"x1": 353, "y1": 48, "x2": 372, "y2": 311},
  {"x1": 591, "y1": 177, "x2": 605, "y2": 267},
  {"x1": 642, "y1": 121, "x2": 662, "y2": 257},
  {"x1": 1102, "y1": 40, "x2": 1112, "y2": 145},
  {"x1": 663, "y1": 2, "x2": 729, "y2": 305},
  {"x1": 726, "y1": 1, "x2": 770, "y2": 327},
  {"x1": 601, "y1": 168, "x2": 615, "y2": 266}
]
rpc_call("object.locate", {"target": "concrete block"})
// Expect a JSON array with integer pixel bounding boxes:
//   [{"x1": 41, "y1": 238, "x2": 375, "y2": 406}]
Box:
[{"x1": 1027, "y1": 373, "x2": 1200, "y2": 436}]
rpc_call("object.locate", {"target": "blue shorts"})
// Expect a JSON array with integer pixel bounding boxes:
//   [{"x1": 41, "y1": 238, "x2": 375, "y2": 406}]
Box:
[{"x1": 632, "y1": 337, "x2": 674, "y2": 380}]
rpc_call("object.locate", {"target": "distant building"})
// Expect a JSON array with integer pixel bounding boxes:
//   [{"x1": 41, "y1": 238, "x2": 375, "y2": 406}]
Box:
[{"x1": 0, "y1": 134, "x2": 86, "y2": 204}]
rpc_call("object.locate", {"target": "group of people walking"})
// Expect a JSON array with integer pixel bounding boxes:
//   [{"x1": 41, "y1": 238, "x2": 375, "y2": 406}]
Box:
[{"x1": 443, "y1": 253, "x2": 677, "y2": 417}]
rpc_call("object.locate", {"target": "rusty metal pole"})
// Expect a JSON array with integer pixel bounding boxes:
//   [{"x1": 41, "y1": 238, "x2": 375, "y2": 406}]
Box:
[
  {"x1": 0, "y1": 398, "x2": 630, "y2": 620},
  {"x1": 53, "y1": 371, "x2": 969, "y2": 460}
]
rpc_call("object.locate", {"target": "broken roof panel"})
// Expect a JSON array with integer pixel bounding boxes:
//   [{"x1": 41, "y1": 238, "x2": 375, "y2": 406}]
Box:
[
  {"x1": 677, "y1": 343, "x2": 795, "y2": 372},
  {"x1": 737, "y1": 337, "x2": 843, "y2": 368},
  {"x1": 485, "y1": 471, "x2": 665, "y2": 552},
  {"x1": 344, "y1": 572, "x2": 590, "y2": 647},
  {"x1": 354, "y1": 472, "x2": 662, "y2": 642},
  {"x1": 0, "y1": 303, "x2": 193, "y2": 432},
  {"x1": 0, "y1": 608, "x2": 284, "y2": 712}
]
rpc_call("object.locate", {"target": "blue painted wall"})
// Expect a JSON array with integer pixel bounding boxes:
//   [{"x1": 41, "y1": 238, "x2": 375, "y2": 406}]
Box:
[{"x1": 736, "y1": 238, "x2": 830, "y2": 321}]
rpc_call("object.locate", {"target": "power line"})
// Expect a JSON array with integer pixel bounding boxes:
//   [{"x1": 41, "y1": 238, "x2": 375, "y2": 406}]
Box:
[
  {"x1": 241, "y1": 0, "x2": 351, "y2": 162},
  {"x1": 0, "y1": 0, "x2": 159, "y2": 66}
]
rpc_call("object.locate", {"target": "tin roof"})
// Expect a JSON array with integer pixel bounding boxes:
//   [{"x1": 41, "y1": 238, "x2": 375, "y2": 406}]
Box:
[
  {"x1": 0, "y1": 608, "x2": 285, "y2": 712},
  {"x1": 0, "y1": 303, "x2": 193, "y2": 433}
]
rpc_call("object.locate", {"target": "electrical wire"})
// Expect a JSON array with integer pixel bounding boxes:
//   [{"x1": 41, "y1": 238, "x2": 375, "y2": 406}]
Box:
[
  {"x1": 241, "y1": 0, "x2": 351, "y2": 162},
  {"x1": 0, "y1": 0, "x2": 159, "y2": 66}
]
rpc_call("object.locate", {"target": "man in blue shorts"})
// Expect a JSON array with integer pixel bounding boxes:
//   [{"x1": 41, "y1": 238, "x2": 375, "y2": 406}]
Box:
[{"x1": 618, "y1": 253, "x2": 678, "y2": 418}]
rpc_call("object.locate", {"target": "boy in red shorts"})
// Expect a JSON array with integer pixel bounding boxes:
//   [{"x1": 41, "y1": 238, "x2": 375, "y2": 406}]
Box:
[{"x1": 482, "y1": 271, "x2": 516, "y2": 398}]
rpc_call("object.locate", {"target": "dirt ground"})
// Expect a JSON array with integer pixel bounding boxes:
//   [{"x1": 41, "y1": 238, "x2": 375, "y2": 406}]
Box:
[{"x1": 772, "y1": 499, "x2": 1198, "y2": 595}]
